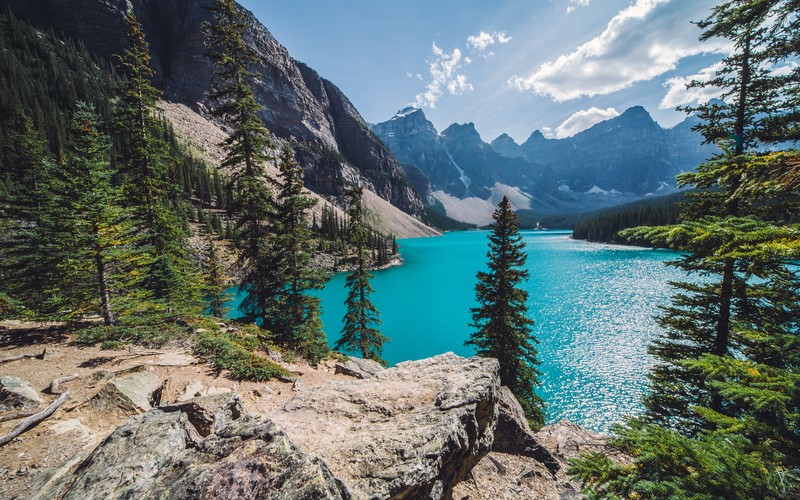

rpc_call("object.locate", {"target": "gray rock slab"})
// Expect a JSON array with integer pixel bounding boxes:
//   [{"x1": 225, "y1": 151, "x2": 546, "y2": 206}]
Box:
[
  {"x1": 334, "y1": 356, "x2": 385, "y2": 379},
  {"x1": 54, "y1": 393, "x2": 349, "y2": 500},
  {"x1": 90, "y1": 370, "x2": 163, "y2": 414},
  {"x1": 270, "y1": 352, "x2": 501, "y2": 499},
  {"x1": 0, "y1": 375, "x2": 42, "y2": 412}
]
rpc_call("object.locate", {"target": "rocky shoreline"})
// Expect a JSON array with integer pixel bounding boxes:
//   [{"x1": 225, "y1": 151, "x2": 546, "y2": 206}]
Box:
[{"x1": 0, "y1": 323, "x2": 609, "y2": 499}]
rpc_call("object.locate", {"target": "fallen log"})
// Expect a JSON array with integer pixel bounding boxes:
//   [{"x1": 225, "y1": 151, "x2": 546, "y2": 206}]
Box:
[
  {"x1": 0, "y1": 348, "x2": 47, "y2": 364},
  {"x1": 0, "y1": 391, "x2": 69, "y2": 447},
  {"x1": 46, "y1": 374, "x2": 80, "y2": 395},
  {"x1": 0, "y1": 409, "x2": 38, "y2": 423}
]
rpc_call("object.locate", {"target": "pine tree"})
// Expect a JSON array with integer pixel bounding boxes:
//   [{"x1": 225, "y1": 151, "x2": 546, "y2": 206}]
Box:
[
  {"x1": 204, "y1": 236, "x2": 230, "y2": 318},
  {"x1": 267, "y1": 145, "x2": 329, "y2": 364},
  {"x1": 467, "y1": 196, "x2": 545, "y2": 429},
  {"x1": 204, "y1": 0, "x2": 277, "y2": 328},
  {"x1": 50, "y1": 102, "x2": 134, "y2": 325},
  {"x1": 115, "y1": 11, "x2": 199, "y2": 314},
  {"x1": 570, "y1": 1, "x2": 800, "y2": 496},
  {"x1": 335, "y1": 185, "x2": 388, "y2": 365}
]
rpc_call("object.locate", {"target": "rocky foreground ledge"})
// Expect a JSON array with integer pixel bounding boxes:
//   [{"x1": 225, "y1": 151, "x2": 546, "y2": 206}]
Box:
[{"x1": 1, "y1": 342, "x2": 610, "y2": 499}]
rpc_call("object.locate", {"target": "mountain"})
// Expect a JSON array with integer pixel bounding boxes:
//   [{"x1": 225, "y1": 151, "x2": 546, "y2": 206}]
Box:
[
  {"x1": 518, "y1": 106, "x2": 715, "y2": 196},
  {"x1": 372, "y1": 105, "x2": 716, "y2": 224},
  {"x1": 2, "y1": 0, "x2": 424, "y2": 219}
]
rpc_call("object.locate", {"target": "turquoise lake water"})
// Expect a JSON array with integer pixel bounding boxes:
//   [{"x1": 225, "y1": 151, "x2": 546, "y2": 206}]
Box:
[{"x1": 230, "y1": 230, "x2": 684, "y2": 431}]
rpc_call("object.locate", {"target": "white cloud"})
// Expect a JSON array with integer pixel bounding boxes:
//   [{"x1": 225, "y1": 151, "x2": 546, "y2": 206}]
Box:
[
  {"x1": 659, "y1": 62, "x2": 724, "y2": 109},
  {"x1": 567, "y1": 0, "x2": 591, "y2": 14},
  {"x1": 660, "y1": 60, "x2": 799, "y2": 110},
  {"x1": 555, "y1": 107, "x2": 620, "y2": 138},
  {"x1": 414, "y1": 43, "x2": 474, "y2": 108},
  {"x1": 467, "y1": 31, "x2": 512, "y2": 52},
  {"x1": 509, "y1": 0, "x2": 730, "y2": 101}
]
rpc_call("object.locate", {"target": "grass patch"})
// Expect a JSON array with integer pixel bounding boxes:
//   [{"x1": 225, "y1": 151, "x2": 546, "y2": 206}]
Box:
[
  {"x1": 193, "y1": 328, "x2": 289, "y2": 381},
  {"x1": 73, "y1": 315, "x2": 190, "y2": 348}
]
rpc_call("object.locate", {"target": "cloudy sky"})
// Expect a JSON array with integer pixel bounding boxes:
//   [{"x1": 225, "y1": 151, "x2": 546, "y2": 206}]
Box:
[{"x1": 238, "y1": 0, "x2": 729, "y2": 143}]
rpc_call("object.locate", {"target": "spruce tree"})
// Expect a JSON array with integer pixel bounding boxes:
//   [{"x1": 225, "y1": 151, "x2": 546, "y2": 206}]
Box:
[
  {"x1": 204, "y1": 0, "x2": 277, "y2": 329},
  {"x1": 570, "y1": 1, "x2": 800, "y2": 496},
  {"x1": 335, "y1": 186, "x2": 388, "y2": 365},
  {"x1": 115, "y1": 11, "x2": 199, "y2": 314},
  {"x1": 267, "y1": 145, "x2": 329, "y2": 364},
  {"x1": 467, "y1": 196, "x2": 544, "y2": 429},
  {"x1": 48, "y1": 102, "x2": 134, "y2": 325}
]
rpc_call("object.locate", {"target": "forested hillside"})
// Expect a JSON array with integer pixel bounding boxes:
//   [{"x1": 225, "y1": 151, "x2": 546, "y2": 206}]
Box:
[
  {"x1": 571, "y1": 192, "x2": 685, "y2": 243},
  {"x1": 0, "y1": 10, "x2": 397, "y2": 363}
]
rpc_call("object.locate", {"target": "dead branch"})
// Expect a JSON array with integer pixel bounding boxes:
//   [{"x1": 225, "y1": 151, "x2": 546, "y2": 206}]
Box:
[
  {"x1": 46, "y1": 374, "x2": 80, "y2": 395},
  {"x1": 0, "y1": 391, "x2": 69, "y2": 447},
  {"x1": 0, "y1": 348, "x2": 47, "y2": 364},
  {"x1": 0, "y1": 409, "x2": 38, "y2": 423}
]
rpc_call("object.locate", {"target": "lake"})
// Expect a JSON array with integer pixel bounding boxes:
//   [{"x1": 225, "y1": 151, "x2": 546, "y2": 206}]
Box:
[{"x1": 230, "y1": 230, "x2": 685, "y2": 431}]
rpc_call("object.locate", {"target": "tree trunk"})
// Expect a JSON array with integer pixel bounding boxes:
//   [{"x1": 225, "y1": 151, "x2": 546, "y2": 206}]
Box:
[{"x1": 95, "y1": 241, "x2": 114, "y2": 326}]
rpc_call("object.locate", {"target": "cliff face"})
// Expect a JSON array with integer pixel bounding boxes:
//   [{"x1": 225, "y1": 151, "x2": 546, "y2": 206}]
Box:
[{"x1": 2, "y1": 0, "x2": 424, "y2": 216}]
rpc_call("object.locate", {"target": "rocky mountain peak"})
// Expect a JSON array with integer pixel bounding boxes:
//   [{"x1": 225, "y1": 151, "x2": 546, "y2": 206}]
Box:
[
  {"x1": 490, "y1": 133, "x2": 527, "y2": 160},
  {"x1": 392, "y1": 106, "x2": 424, "y2": 120},
  {"x1": 441, "y1": 122, "x2": 482, "y2": 142},
  {"x1": 522, "y1": 129, "x2": 548, "y2": 147}
]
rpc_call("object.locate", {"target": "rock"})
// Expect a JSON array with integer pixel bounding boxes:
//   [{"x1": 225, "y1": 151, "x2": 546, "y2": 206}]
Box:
[
  {"x1": 178, "y1": 379, "x2": 205, "y2": 401},
  {"x1": 145, "y1": 353, "x2": 197, "y2": 367},
  {"x1": 0, "y1": 376, "x2": 42, "y2": 412},
  {"x1": 535, "y1": 419, "x2": 609, "y2": 459},
  {"x1": 269, "y1": 352, "x2": 500, "y2": 499},
  {"x1": 51, "y1": 399, "x2": 349, "y2": 499},
  {"x1": 333, "y1": 356, "x2": 385, "y2": 379},
  {"x1": 455, "y1": 420, "x2": 613, "y2": 500},
  {"x1": 90, "y1": 370, "x2": 163, "y2": 414},
  {"x1": 161, "y1": 392, "x2": 243, "y2": 437},
  {"x1": 492, "y1": 386, "x2": 560, "y2": 475},
  {"x1": 205, "y1": 386, "x2": 232, "y2": 397}
]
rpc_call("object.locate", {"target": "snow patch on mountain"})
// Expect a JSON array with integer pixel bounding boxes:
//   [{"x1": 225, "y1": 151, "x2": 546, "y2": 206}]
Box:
[
  {"x1": 432, "y1": 183, "x2": 532, "y2": 226},
  {"x1": 584, "y1": 185, "x2": 621, "y2": 195}
]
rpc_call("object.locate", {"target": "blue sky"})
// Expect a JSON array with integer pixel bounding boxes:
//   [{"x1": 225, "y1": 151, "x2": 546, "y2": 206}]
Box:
[{"x1": 238, "y1": 0, "x2": 730, "y2": 143}]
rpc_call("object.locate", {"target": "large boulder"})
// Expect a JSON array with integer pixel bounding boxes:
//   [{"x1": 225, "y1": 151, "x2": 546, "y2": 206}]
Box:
[
  {"x1": 90, "y1": 369, "x2": 164, "y2": 414},
  {"x1": 334, "y1": 356, "x2": 385, "y2": 379},
  {"x1": 0, "y1": 375, "x2": 42, "y2": 412},
  {"x1": 492, "y1": 386, "x2": 560, "y2": 475},
  {"x1": 269, "y1": 352, "x2": 500, "y2": 499},
  {"x1": 46, "y1": 393, "x2": 349, "y2": 500}
]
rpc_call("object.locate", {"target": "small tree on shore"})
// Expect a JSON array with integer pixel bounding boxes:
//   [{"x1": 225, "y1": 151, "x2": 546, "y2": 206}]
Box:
[
  {"x1": 335, "y1": 185, "x2": 388, "y2": 365},
  {"x1": 467, "y1": 195, "x2": 545, "y2": 429}
]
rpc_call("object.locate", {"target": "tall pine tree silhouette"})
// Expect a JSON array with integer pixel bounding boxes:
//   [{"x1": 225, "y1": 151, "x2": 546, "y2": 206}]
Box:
[{"x1": 467, "y1": 196, "x2": 544, "y2": 429}]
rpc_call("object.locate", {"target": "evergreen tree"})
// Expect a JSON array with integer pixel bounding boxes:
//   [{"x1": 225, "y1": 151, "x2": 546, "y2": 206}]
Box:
[
  {"x1": 204, "y1": 236, "x2": 230, "y2": 318},
  {"x1": 615, "y1": 0, "x2": 800, "y2": 433},
  {"x1": 204, "y1": 0, "x2": 277, "y2": 329},
  {"x1": 50, "y1": 102, "x2": 134, "y2": 325},
  {"x1": 267, "y1": 145, "x2": 329, "y2": 364},
  {"x1": 115, "y1": 11, "x2": 199, "y2": 314},
  {"x1": 570, "y1": 1, "x2": 800, "y2": 496},
  {"x1": 335, "y1": 185, "x2": 388, "y2": 365},
  {"x1": 467, "y1": 196, "x2": 545, "y2": 429},
  {"x1": 0, "y1": 118, "x2": 62, "y2": 312}
]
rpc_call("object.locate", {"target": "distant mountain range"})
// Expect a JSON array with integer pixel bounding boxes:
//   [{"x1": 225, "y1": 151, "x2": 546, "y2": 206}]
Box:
[{"x1": 372, "y1": 106, "x2": 717, "y2": 225}]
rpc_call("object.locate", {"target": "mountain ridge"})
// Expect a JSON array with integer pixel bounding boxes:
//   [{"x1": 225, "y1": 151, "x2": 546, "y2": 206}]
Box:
[
  {"x1": 372, "y1": 105, "x2": 716, "y2": 223},
  {"x1": 1, "y1": 0, "x2": 426, "y2": 220}
]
